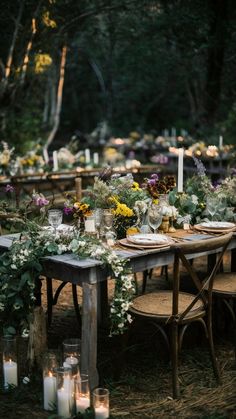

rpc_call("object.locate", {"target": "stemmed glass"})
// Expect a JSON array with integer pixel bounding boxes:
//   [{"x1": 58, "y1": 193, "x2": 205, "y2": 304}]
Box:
[
  {"x1": 206, "y1": 196, "x2": 219, "y2": 220},
  {"x1": 48, "y1": 209, "x2": 63, "y2": 234},
  {"x1": 147, "y1": 203, "x2": 162, "y2": 234}
]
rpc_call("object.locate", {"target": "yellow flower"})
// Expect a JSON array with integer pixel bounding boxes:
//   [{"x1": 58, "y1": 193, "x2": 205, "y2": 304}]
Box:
[
  {"x1": 114, "y1": 202, "x2": 134, "y2": 217},
  {"x1": 132, "y1": 182, "x2": 141, "y2": 191},
  {"x1": 152, "y1": 199, "x2": 159, "y2": 205}
]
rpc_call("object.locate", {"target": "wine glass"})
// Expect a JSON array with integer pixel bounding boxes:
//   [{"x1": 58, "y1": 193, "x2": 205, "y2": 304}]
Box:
[
  {"x1": 147, "y1": 203, "x2": 162, "y2": 234},
  {"x1": 206, "y1": 196, "x2": 219, "y2": 220},
  {"x1": 48, "y1": 209, "x2": 63, "y2": 234}
]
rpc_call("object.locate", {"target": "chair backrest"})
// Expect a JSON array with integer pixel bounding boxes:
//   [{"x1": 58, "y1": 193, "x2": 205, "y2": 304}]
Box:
[{"x1": 170, "y1": 232, "x2": 233, "y2": 323}]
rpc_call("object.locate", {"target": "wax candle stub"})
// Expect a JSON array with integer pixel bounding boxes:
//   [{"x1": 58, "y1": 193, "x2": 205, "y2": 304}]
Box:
[
  {"x1": 76, "y1": 396, "x2": 90, "y2": 413},
  {"x1": 95, "y1": 405, "x2": 109, "y2": 419}
]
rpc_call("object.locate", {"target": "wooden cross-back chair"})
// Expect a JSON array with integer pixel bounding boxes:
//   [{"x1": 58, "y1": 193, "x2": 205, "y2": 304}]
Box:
[{"x1": 129, "y1": 233, "x2": 233, "y2": 399}]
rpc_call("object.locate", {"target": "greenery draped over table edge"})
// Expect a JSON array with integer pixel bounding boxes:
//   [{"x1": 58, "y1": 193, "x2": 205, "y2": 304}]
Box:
[{"x1": 0, "y1": 222, "x2": 135, "y2": 338}]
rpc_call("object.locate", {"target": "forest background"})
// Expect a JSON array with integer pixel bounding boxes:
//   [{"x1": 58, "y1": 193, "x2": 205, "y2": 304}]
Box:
[{"x1": 0, "y1": 0, "x2": 236, "y2": 154}]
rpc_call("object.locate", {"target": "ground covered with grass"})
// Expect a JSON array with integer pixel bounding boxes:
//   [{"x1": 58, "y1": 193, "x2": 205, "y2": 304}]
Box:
[{"x1": 0, "y1": 256, "x2": 235, "y2": 418}]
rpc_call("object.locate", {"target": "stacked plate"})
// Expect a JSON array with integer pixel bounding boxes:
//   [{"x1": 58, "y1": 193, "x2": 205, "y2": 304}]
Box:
[
  {"x1": 194, "y1": 221, "x2": 236, "y2": 234},
  {"x1": 119, "y1": 233, "x2": 172, "y2": 249}
]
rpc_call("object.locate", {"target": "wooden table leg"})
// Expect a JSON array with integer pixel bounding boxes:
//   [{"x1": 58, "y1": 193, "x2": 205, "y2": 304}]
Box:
[
  {"x1": 231, "y1": 249, "x2": 236, "y2": 272},
  {"x1": 81, "y1": 267, "x2": 99, "y2": 390}
]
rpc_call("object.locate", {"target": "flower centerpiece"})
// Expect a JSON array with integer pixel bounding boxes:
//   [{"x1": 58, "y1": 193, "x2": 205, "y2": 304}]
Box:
[
  {"x1": 18, "y1": 151, "x2": 45, "y2": 174},
  {"x1": 87, "y1": 169, "x2": 149, "y2": 238},
  {"x1": 144, "y1": 173, "x2": 176, "y2": 200},
  {"x1": 169, "y1": 157, "x2": 236, "y2": 224},
  {"x1": 0, "y1": 141, "x2": 15, "y2": 176}
]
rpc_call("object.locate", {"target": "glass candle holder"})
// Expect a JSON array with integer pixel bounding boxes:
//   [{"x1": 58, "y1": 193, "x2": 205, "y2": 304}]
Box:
[
  {"x1": 62, "y1": 338, "x2": 81, "y2": 377},
  {"x1": 84, "y1": 214, "x2": 96, "y2": 234},
  {"x1": 75, "y1": 374, "x2": 90, "y2": 414},
  {"x1": 93, "y1": 388, "x2": 109, "y2": 419},
  {"x1": 56, "y1": 367, "x2": 73, "y2": 419},
  {"x1": 43, "y1": 351, "x2": 59, "y2": 411},
  {"x1": 2, "y1": 335, "x2": 18, "y2": 389}
]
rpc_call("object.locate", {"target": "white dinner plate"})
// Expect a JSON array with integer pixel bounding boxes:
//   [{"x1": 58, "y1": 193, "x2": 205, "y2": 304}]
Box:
[
  {"x1": 199, "y1": 221, "x2": 235, "y2": 230},
  {"x1": 127, "y1": 233, "x2": 171, "y2": 245}
]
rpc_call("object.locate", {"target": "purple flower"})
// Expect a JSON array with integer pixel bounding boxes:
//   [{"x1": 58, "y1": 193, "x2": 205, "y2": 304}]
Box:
[
  {"x1": 63, "y1": 206, "x2": 73, "y2": 215},
  {"x1": 150, "y1": 173, "x2": 159, "y2": 180},
  {"x1": 33, "y1": 196, "x2": 49, "y2": 206},
  {"x1": 147, "y1": 179, "x2": 156, "y2": 187},
  {"x1": 5, "y1": 184, "x2": 14, "y2": 193}
]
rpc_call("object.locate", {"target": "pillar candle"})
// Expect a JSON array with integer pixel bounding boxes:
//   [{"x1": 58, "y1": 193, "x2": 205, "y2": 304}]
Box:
[
  {"x1": 85, "y1": 149, "x2": 91, "y2": 164},
  {"x1": 53, "y1": 151, "x2": 58, "y2": 171},
  {"x1": 95, "y1": 405, "x2": 109, "y2": 419},
  {"x1": 3, "y1": 360, "x2": 18, "y2": 388},
  {"x1": 93, "y1": 152, "x2": 99, "y2": 165},
  {"x1": 43, "y1": 373, "x2": 56, "y2": 410},
  {"x1": 177, "y1": 148, "x2": 184, "y2": 193},
  {"x1": 85, "y1": 218, "x2": 96, "y2": 233},
  {"x1": 219, "y1": 135, "x2": 223, "y2": 149},
  {"x1": 43, "y1": 148, "x2": 49, "y2": 164},
  {"x1": 57, "y1": 387, "x2": 71, "y2": 418},
  {"x1": 76, "y1": 396, "x2": 90, "y2": 414}
]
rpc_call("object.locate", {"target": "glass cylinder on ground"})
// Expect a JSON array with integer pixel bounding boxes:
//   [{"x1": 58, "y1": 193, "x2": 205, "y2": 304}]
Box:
[
  {"x1": 75, "y1": 374, "x2": 90, "y2": 414},
  {"x1": 2, "y1": 335, "x2": 18, "y2": 389},
  {"x1": 93, "y1": 388, "x2": 109, "y2": 419},
  {"x1": 62, "y1": 338, "x2": 81, "y2": 377},
  {"x1": 56, "y1": 367, "x2": 73, "y2": 419},
  {"x1": 43, "y1": 351, "x2": 59, "y2": 411}
]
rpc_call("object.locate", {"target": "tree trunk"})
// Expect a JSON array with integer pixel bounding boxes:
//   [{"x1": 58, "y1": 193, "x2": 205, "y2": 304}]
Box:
[
  {"x1": 27, "y1": 306, "x2": 47, "y2": 369},
  {"x1": 0, "y1": 0, "x2": 25, "y2": 98},
  {"x1": 44, "y1": 45, "x2": 68, "y2": 153},
  {"x1": 204, "y1": 0, "x2": 229, "y2": 125}
]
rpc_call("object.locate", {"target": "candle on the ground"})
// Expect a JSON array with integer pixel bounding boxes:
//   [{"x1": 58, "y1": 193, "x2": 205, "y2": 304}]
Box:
[
  {"x1": 177, "y1": 148, "x2": 184, "y2": 193},
  {"x1": 43, "y1": 372, "x2": 56, "y2": 410},
  {"x1": 3, "y1": 359, "x2": 18, "y2": 388},
  {"x1": 76, "y1": 396, "x2": 90, "y2": 414},
  {"x1": 95, "y1": 405, "x2": 109, "y2": 419},
  {"x1": 57, "y1": 387, "x2": 71, "y2": 418}
]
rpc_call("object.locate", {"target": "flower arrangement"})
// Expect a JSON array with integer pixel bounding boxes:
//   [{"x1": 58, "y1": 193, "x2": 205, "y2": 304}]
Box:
[
  {"x1": 144, "y1": 173, "x2": 176, "y2": 199},
  {"x1": 169, "y1": 157, "x2": 236, "y2": 224},
  {"x1": 18, "y1": 151, "x2": 45, "y2": 173},
  {"x1": 0, "y1": 142, "x2": 14, "y2": 175},
  {"x1": 63, "y1": 194, "x2": 91, "y2": 223},
  {"x1": 0, "y1": 224, "x2": 135, "y2": 336}
]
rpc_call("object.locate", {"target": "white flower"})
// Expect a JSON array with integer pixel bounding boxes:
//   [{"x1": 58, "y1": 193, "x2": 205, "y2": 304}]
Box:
[
  {"x1": 11, "y1": 264, "x2": 17, "y2": 270},
  {"x1": 191, "y1": 194, "x2": 198, "y2": 205}
]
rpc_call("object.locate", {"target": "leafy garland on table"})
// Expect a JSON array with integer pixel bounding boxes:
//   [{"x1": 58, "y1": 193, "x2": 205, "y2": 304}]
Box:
[{"x1": 0, "y1": 222, "x2": 135, "y2": 337}]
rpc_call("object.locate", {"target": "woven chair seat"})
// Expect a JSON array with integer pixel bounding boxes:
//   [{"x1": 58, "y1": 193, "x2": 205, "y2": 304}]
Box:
[
  {"x1": 212, "y1": 272, "x2": 236, "y2": 295},
  {"x1": 130, "y1": 291, "x2": 205, "y2": 322}
]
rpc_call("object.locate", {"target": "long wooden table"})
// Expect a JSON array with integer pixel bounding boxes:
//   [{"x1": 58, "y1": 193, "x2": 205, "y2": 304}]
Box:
[{"x1": 0, "y1": 231, "x2": 235, "y2": 388}]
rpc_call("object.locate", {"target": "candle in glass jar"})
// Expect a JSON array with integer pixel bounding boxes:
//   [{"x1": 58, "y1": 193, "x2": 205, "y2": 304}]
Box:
[
  {"x1": 57, "y1": 387, "x2": 71, "y2": 418},
  {"x1": 95, "y1": 405, "x2": 109, "y2": 419},
  {"x1": 43, "y1": 372, "x2": 56, "y2": 410},
  {"x1": 3, "y1": 359, "x2": 18, "y2": 388},
  {"x1": 177, "y1": 148, "x2": 184, "y2": 193},
  {"x1": 76, "y1": 396, "x2": 90, "y2": 413}
]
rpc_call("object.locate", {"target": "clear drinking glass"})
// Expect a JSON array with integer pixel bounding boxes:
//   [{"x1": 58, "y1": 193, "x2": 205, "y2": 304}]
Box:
[
  {"x1": 93, "y1": 387, "x2": 109, "y2": 419},
  {"x1": 147, "y1": 203, "x2": 163, "y2": 233},
  {"x1": 2, "y1": 335, "x2": 18, "y2": 389},
  {"x1": 48, "y1": 209, "x2": 63, "y2": 233},
  {"x1": 206, "y1": 196, "x2": 218, "y2": 220}
]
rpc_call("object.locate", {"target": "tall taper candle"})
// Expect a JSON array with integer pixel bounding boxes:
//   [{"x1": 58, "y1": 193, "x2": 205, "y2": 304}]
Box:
[
  {"x1": 219, "y1": 135, "x2": 223, "y2": 149},
  {"x1": 177, "y1": 148, "x2": 184, "y2": 193}
]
